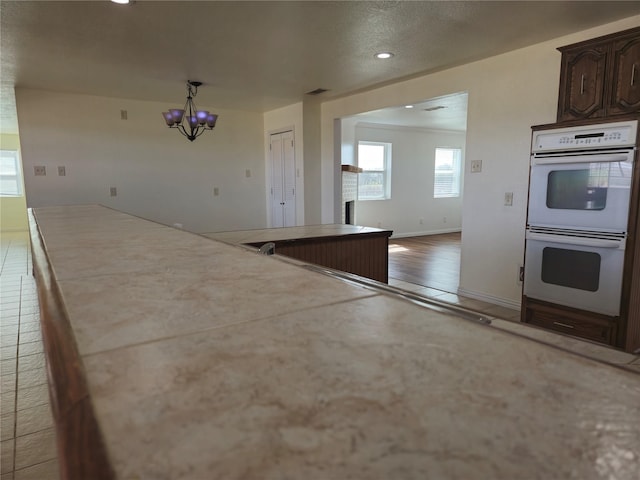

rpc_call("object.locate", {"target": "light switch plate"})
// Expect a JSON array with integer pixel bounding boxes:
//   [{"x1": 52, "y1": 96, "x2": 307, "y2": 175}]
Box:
[
  {"x1": 504, "y1": 192, "x2": 513, "y2": 206},
  {"x1": 58, "y1": 166, "x2": 66, "y2": 176},
  {"x1": 34, "y1": 166, "x2": 46, "y2": 176},
  {"x1": 470, "y1": 160, "x2": 482, "y2": 173}
]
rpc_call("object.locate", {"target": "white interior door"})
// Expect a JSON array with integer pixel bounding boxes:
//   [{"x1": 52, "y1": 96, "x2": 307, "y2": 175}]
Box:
[{"x1": 270, "y1": 131, "x2": 296, "y2": 227}]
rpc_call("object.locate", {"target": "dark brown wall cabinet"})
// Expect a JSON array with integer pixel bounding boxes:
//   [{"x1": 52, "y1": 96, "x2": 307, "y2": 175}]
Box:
[{"x1": 557, "y1": 26, "x2": 640, "y2": 122}]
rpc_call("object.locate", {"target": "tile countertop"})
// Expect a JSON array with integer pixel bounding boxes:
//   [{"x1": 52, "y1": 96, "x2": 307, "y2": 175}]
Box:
[
  {"x1": 202, "y1": 223, "x2": 391, "y2": 245},
  {"x1": 30, "y1": 205, "x2": 640, "y2": 480}
]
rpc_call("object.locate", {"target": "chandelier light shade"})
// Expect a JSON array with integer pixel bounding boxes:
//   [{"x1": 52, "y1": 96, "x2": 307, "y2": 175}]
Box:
[{"x1": 162, "y1": 81, "x2": 218, "y2": 142}]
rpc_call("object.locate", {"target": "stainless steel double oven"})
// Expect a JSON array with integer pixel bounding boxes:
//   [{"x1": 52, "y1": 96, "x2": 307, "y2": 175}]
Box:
[{"x1": 524, "y1": 120, "x2": 638, "y2": 317}]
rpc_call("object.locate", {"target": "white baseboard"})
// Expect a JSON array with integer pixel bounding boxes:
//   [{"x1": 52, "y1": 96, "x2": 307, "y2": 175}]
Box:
[
  {"x1": 390, "y1": 228, "x2": 461, "y2": 239},
  {"x1": 456, "y1": 287, "x2": 521, "y2": 310}
]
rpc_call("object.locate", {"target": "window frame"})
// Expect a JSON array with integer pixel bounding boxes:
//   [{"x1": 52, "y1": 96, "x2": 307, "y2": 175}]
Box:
[
  {"x1": 433, "y1": 147, "x2": 462, "y2": 199},
  {"x1": 357, "y1": 141, "x2": 392, "y2": 201},
  {"x1": 0, "y1": 149, "x2": 23, "y2": 197}
]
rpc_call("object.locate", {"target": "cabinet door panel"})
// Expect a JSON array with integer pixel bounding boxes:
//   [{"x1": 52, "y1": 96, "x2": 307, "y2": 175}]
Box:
[
  {"x1": 558, "y1": 46, "x2": 608, "y2": 121},
  {"x1": 608, "y1": 36, "x2": 640, "y2": 115}
]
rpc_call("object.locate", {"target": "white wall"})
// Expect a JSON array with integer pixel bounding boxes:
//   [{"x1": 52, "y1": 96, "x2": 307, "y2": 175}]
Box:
[
  {"x1": 263, "y1": 102, "x2": 305, "y2": 226},
  {"x1": 16, "y1": 89, "x2": 266, "y2": 233},
  {"x1": 321, "y1": 15, "x2": 640, "y2": 308},
  {"x1": 354, "y1": 123, "x2": 465, "y2": 237},
  {"x1": 340, "y1": 117, "x2": 358, "y2": 166}
]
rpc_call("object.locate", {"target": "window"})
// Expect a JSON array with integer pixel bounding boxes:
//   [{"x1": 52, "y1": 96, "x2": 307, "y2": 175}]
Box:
[
  {"x1": 0, "y1": 150, "x2": 22, "y2": 196},
  {"x1": 358, "y1": 141, "x2": 391, "y2": 200},
  {"x1": 434, "y1": 147, "x2": 462, "y2": 198}
]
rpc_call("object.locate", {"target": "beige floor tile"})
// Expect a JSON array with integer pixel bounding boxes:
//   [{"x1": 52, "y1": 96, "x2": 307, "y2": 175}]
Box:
[
  {"x1": 16, "y1": 404, "x2": 54, "y2": 437},
  {"x1": 1, "y1": 372, "x2": 16, "y2": 393},
  {"x1": 0, "y1": 359, "x2": 15, "y2": 377},
  {"x1": 14, "y1": 458, "x2": 60, "y2": 480},
  {"x1": 387, "y1": 279, "x2": 427, "y2": 292},
  {"x1": 16, "y1": 368, "x2": 47, "y2": 391},
  {"x1": 0, "y1": 325, "x2": 19, "y2": 337},
  {"x1": 17, "y1": 354, "x2": 45, "y2": 374},
  {"x1": 0, "y1": 288, "x2": 21, "y2": 297},
  {"x1": 0, "y1": 315, "x2": 20, "y2": 326},
  {"x1": 0, "y1": 345, "x2": 17, "y2": 361},
  {"x1": 0, "y1": 284, "x2": 21, "y2": 293},
  {"x1": 17, "y1": 305, "x2": 37, "y2": 316},
  {"x1": 0, "y1": 309, "x2": 20, "y2": 320},
  {"x1": 0, "y1": 391, "x2": 15, "y2": 416},
  {"x1": 16, "y1": 385, "x2": 49, "y2": 412},
  {"x1": 407, "y1": 286, "x2": 451, "y2": 299},
  {"x1": 17, "y1": 332, "x2": 42, "y2": 345},
  {"x1": 0, "y1": 333, "x2": 18, "y2": 348},
  {"x1": 14, "y1": 428, "x2": 57, "y2": 471},
  {"x1": 0, "y1": 439, "x2": 14, "y2": 474},
  {"x1": 17, "y1": 342, "x2": 43, "y2": 358},
  {"x1": 1, "y1": 413, "x2": 15, "y2": 441},
  {"x1": 0, "y1": 296, "x2": 21, "y2": 306},
  {"x1": 18, "y1": 323, "x2": 40, "y2": 335}
]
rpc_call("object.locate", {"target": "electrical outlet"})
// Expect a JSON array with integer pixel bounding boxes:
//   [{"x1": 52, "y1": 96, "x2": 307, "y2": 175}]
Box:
[
  {"x1": 34, "y1": 166, "x2": 46, "y2": 176},
  {"x1": 110, "y1": 187, "x2": 117, "y2": 197},
  {"x1": 213, "y1": 187, "x2": 219, "y2": 196},
  {"x1": 419, "y1": 218, "x2": 424, "y2": 224},
  {"x1": 470, "y1": 160, "x2": 482, "y2": 173},
  {"x1": 245, "y1": 169, "x2": 251, "y2": 178},
  {"x1": 58, "y1": 166, "x2": 66, "y2": 176},
  {"x1": 504, "y1": 192, "x2": 513, "y2": 206},
  {"x1": 518, "y1": 266, "x2": 524, "y2": 284}
]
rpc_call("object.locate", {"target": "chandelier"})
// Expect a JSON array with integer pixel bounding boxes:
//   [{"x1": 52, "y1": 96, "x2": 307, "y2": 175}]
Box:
[{"x1": 162, "y1": 81, "x2": 218, "y2": 142}]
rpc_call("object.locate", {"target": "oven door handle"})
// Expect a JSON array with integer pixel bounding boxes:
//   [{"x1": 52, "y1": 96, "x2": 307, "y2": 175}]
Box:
[
  {"x1": 526, "y1": 231, "x2": 625, "y2": 249},
  {"x1": 531, "y1": 153, "x2": 631, "y2": 166}
]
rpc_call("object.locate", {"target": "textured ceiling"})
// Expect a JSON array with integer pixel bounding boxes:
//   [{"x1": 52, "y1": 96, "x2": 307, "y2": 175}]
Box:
[{"x1": 2, "y1": 1, "x2": 640, "y2": 134}]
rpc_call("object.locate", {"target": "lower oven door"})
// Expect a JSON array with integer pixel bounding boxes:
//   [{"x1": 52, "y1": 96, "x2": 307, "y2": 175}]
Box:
[{"x1": 523, "y1": 229, "x2": 626, "y2": 316}]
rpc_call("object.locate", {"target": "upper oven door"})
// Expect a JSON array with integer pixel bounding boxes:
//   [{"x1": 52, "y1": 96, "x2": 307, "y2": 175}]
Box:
[{"x1": 527, "y1": 149, "x2": 634, "y2": 231}]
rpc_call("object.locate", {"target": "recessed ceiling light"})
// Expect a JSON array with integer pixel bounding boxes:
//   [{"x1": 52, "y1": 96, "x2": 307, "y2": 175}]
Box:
[
  {"x1": 404, "y1": 105, "x2": 414, "y2": 109},
  {"x1": 374, "y1": 52, "x2": 394, "y2": 59},
  {"x1": 111, "y1": 0, "x2": 130, "y2": 4}
]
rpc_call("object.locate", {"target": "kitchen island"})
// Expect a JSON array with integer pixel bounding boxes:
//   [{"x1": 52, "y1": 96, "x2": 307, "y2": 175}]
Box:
[
  {"x1": 204, "y1": 224, "x2": 393, "y2": 283},
  {"x1": 30, "y1": 205, "x2": 640, "y2": 480}
]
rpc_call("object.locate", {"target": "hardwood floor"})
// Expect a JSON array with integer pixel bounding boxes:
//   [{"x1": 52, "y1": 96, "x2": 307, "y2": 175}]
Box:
[{"x1": 388, "y1": 232, "x2": 461, "y2": 293}]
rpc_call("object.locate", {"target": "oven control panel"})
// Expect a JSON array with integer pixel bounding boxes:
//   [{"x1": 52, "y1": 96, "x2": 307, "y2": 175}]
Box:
[{"x1": 532, "y1": 120, "x2": 638, "y2": 152}]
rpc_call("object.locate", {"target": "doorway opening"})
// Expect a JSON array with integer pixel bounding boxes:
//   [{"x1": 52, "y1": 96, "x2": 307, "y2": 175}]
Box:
[{"x1": 338, "y1": 91, "x2": 468, "y2": 293}]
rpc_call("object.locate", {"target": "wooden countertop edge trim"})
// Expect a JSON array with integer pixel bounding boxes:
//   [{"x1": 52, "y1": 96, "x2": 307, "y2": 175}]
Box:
[{"x1": 28, "y1": 210, "x2": 115, "y2": 480}]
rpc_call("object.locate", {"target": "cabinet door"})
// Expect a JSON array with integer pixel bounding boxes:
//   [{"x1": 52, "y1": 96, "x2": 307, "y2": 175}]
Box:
[
  {"x1": 557, "y1": 45, "x2": 608, "y2": 122},
  {"x1": 607, "y1": 35, "x2": 640, "y2": 115}
]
